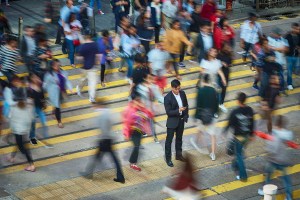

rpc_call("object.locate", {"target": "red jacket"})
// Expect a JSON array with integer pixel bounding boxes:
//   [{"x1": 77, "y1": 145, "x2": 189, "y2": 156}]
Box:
[
  {"x1": 122, "y1": 102, "x2": 154, "y2": 139},
  {"x1": 200, "y1": 2, "x2": 216, "y2": 21},
  {"x1": 213, "y1": 25, "x2": 235, "y2": 50}
]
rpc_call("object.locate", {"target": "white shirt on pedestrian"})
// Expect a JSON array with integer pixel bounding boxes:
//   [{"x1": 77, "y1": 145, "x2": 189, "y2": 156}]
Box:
[
  {"x1": 24, "y1": 36, "x2": 36, "y2": 56},
  {"x1": 267, "y1": 36, "x2": 289, "y2": 66},
  {"x1": 147, "y1": 48, "x2": 170, "y2": 75},
  {"x1": 162, "y1": 0, "x2": 178, "y2": 18},
  {"x1": 172, "y1": 92, "x2": 183, "y2": 114},
  {"x1": 201, "y1": 32, "x2": 213, "y2": 52},
  {"x1": 200, "y1": 59, "x2": 222, "y2": 74},
  {"x1": 240, "y1": 20, "x2": 262, "y2": 44}
]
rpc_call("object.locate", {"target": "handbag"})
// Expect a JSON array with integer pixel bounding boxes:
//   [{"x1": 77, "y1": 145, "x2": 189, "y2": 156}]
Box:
[
  {"x1": 226, "y1": 138, "x2": 235, "y2": 156},
  {"x1": 73, "y1": 39, "x2": 80, "y2": 46}
]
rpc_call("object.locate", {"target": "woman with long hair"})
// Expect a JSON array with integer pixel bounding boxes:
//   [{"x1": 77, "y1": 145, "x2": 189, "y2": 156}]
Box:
[{"x1": 43, "y1": 59, "x2": 73, "y2": 128}]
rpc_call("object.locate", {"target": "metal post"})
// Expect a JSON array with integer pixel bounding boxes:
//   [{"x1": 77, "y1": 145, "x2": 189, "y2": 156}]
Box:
[
  {"x1": 263, "y1": 184, "x2": 278, "y2": 200},
  {"x1": 18, "y1": 17, "x2": 23, "y2": 49}
]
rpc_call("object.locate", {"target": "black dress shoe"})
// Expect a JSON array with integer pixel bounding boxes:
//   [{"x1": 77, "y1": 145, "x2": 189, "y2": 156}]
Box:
[
  {"x1": 166, "y1": 160, "x2": 174, "y2": 167},
  {"x1": 113, "y1": 178, "x2": 125, "y2": 184},
  {"x1": 176, "y1": 155, "x2": 185, "y2": 162}
]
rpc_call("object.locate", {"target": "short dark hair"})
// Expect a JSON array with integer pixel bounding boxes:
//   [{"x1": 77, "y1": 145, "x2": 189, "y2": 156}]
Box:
[
  {"x1": 134, "y1": 53, "x2": 145, "y2": 64},
  {"x1": 237, "y1": 92, "x2": 247, "y2": 104},
  {"x1": 201, "y1": 20, "x2": 211, "y2": 27},
  {"x1": 171, "y1": 79, "x2": 181, "y2": 88},
  {"x1": 292, "y1": 22, "x2": 299, "y2": 28},
  {"x1": 24, "y1": 25, "x2": 33, "y2": 31},
  {"x1": 102, "y1": 30, "x2": 109, "y2": 37},
  {"x1": 6, "y1": 35, "x2": 18, "y2": 44}
]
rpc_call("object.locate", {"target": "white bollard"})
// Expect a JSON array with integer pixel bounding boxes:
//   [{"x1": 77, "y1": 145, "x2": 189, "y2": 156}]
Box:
[{"x1": 263, "y1": 184, "x2": 278, "y2": 200}]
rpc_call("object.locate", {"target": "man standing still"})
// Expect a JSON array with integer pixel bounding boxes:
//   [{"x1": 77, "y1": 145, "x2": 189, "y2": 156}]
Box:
[{"x1": 164, "y1": 79, "x2": 189, "y2": 167}]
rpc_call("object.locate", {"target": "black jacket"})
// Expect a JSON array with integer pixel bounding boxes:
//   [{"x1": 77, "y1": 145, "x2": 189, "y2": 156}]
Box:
[
  {"x1": 164, "y1": 90, "x2": 189, "y2": 129},
  {"x1": 189, "y1": 12, "x2": 203, "y2": 33},
  {"x1": 196, "y1": 32, "x2": 213, "y2": 62}
]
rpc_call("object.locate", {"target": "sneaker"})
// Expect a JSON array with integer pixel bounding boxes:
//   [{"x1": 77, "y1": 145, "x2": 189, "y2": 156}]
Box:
[
  {"x1": 44, "y1": 144, "x2": 54, "y2": 149},
  {"x1": 214, "y1": 113, "x2": 219, "y2": 118},
  {"x1": 210, "y1": 153, "x2": 216, "y2": 161},
  {"x1": 178, "y1": 62, "x2": 186, "y2": 68},
  {"x1": 130, "y1": 164, "x2": 141, "y2": 171},
  {"x1": 219, "y1": 104, "x2": 228, "y2": 113},
  {"x1": 252, "y1": 84, "x2": 260, "y2": 91},
  {"x1": 30, "y1": 138, "x2": 38, "y2": 145},
  {"x1": 89, "y1": 97, "x2": 96, "y2": 103},
  {"x1": 190, "y1": 138, "x2": 209, "y2": 154},
  {"x1": 76, "y1": 85, "x2": 82, "y2": 97},
  {"x1": 98, "y1": 10, "x2": 104, "y2": 15},
  {"x1": 154, "y1": 137, "x2": 160, "y2": 143},
  {"x1": 258, "y1": 188, "x2": 264, "y2": 196},
  {"x1": 287, "y1": 85, "x2": 293, "y2": 90},
  {"x1": 236, "y1": 175, "x2": 240, "y2": 180}
]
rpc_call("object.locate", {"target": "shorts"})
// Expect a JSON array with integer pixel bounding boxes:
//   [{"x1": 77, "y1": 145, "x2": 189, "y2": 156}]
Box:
[{"x1": 196, "y1": 118, "x2": 217, "y2": 136}]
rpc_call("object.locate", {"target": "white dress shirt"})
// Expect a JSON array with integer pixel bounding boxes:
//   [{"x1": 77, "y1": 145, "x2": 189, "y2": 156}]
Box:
[
  {"x1": 267, "y1": 36, "x2": 289, "y2": 66},
  {"x1": 201, "y1": 32, "x2": 213, "y2": 52},
  {"x1": 240, "y1": 20, "x2": 262, "y2": 44},
  {"x1": 173, "y1": 92, "x2": 183, "y2": 114}
]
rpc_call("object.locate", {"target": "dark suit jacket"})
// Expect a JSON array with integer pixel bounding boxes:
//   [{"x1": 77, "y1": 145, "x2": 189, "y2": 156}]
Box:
[
  {"x1": 196, "y1": 32, "x2": 214, "y2": 62},
  {"x1": 164, "y1": 90, "x2": 189, "y2": 129}
]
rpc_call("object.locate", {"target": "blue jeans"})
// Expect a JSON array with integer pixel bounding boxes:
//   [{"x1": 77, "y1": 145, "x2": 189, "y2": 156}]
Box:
[
  {"x1": 29, "y1": 107, "x2": 49, "y2": 139},
  {"x1": 90, "y1": 0, "x2": 101, "y2": 10},
  {"x1": 265, "y1": 162, "x2": 292, "y2": 200},
  {"x1": 232, "y1": 138, "x2": 247, "y2": 180},
  {"x1": 3, "y1": 101, "x2": 9, "y2": 118},
  {"x1": 259, "y1": 72, "x2": 269, "y2": 98},
  {"x1": 125, "y1": 58, "x2": 134, "y2": 78},
  {"x1": 286, "y1": 56, "x2": 298, "y2": 85},
  {"x1": 66, "y1": 38, "x2": 75, "y2": 65}
]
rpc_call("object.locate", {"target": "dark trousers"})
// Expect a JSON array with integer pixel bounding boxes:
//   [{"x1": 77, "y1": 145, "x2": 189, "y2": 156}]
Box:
[
  {"x1": 218, "y1": 66, "x2": 230, "y2": 104},
  {"x1": 54, "y1": 107, "x2": 61, "y2": 123},
  {"x1": 232, "y1": 138, "x2": 247, "y2": 180},
  {"x1": 154, "y1": 25, "x2": 160, "y2": 43},
  {"x1": 12, "y1": 134, "x2": 34, "y2": 164},
  {"x1": 140, "y1": 40, "x2": 150, "y2": 55},
  {"x1": 129, "y1": 131, "x2": 142, "y2": 164},
  {"x1": 170, "y1": 53, "x2": 179, "y2": 75},
  {"x1": 55, "y1": 24, "x2": 67, "y2": 54},
  {"x1": 85, "y1": 139, "x2": 124, "y2": 180},
  {"x1": 179, "y1": 44, "x2": 186, "y2": 63},
  {"x1": 100, "y1": 64, "x2": 106, "y2": 82},
  {"x1": 165, "y1": 119, "x2": 185, "y2": 161}
]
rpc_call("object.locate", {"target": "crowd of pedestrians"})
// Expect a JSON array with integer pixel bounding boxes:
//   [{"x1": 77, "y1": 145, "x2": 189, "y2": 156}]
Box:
[{"x1": 0, "y1": 0, "x2": 299, "y2": 199}]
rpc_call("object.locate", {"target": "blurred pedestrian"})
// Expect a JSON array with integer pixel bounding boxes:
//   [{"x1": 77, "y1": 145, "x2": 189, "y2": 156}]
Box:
[
  {"x1": 164, "y1": 79, "x2": 189, "y2": 167},
  {"x1": 162, "y1": 153, "x2": 200, "y2": 200},
  {"x1": 80, "y1": 97, "x2": 125, "y2": 183},
  {"x1": 28, "y1": 73, "x2": 52, "y2": 148},
  {"x1": 21, "y1": 26, "x2": 36, "y2": 72},
  {"x1": 123, "y1": 90, "x2": 154, "y2": 171},
  {"x1": 133, "y1": 0, "x2": 148, "y2": 25},
  {"x1": 32, "y1": 36, "x2": 52, "y2": 79},
  {"x1": 137, "y1": 9, "x2": 154, "y2": 54},
  {"x1": 223, "y1": 92, "x2": 254, "y2": 181},
  {"x1": 34, "y1": 24, "x2": 47, "y2": 46},
  {"x1": 132, "y1": 54, "x2": 150, "y2": 89},
  {"x1": 0, "y1": 36, "x2": 20, "y2": 82},
  {"x1": 7, "y1": 88, "x2": 35, "y2": 172},
  {"x1": 150, "y1": 0, "x2": 162, "y2": 43},
  {"x1": 0, "y1": 9, "x2": 11, "y2": 43},
  {"x1": 161, "y1": 0, "x2": 178, "y2": 30},
  {"x1": 240, "y1": 12, "x2": 262, "y2": 71},
  {"x1": 200, "y1": 0, "x2": 216, "y2": 22},
  {"x1": 193, "y1": 74, "x2": 218, "y2": 160},
  {"x1": 116, "y1": 16, "x2": 130, "y2": 72},
  {"x1": 196, "y1": 21, "x2": 213, "y2": 63},
  {"x1": 214, "y1": 17, "x2": 235, "y2": 50},
  {"x1": 284, "y1": 23, "x2": 300, "y2": 91},
  {"x1": 258, "y1": 115, "x2": 293, "y2": 200},
  {"x1": 110, "y1": 0, "x2": 130, "y2": 33},
  {"x1": 217, "y1": 42, "x2": 233, "y2": 113},
  {"x1": 147, "y1": 41, "x2": 170, "y2": 93},
  {"x1": 76, "y1": 32, "x2": 101, "y2": 103},
  {"x1": 163, "y1": 20, "x2": 193, "y2": 80},
  {"x1": 182, "y1": 0, "x2": 195, "y2": 14},
  {"x1": 98, "y1": 30, "x2": 114, "y2": 87},
  {"x1": 43, "y1": 59, "x2": 73, "y2": 128},
  {"x1": 63, "y1": 13, "x2": 82, "y2": 67},
  {"x1": 90, "y1": 0, "x2": 104, "y2": 15}
]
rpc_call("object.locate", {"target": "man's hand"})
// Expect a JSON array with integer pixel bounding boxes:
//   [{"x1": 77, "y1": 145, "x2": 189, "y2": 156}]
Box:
[{"x1": 179, "y1": 107, "x2": 186, "y2": 112}]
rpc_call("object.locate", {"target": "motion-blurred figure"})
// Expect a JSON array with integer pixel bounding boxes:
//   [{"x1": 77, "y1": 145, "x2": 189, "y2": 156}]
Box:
[
  {"x1": 162, "y1": 153, "x2": 201, "y2": 200},
  {"x1": 258, "y1": 115, "x2": 293, "y2": 200},
  {"x1": 223, "y1": 92, "x2": 254, "y2": 181},
  {"x1": 80, "y1": 98, "x2": 125, "y2": 183}
]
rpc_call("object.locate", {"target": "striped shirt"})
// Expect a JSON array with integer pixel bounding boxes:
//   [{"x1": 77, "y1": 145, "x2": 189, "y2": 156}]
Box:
[{"x1": 0, "y1": 45, "x2": 19, "y2": 72}]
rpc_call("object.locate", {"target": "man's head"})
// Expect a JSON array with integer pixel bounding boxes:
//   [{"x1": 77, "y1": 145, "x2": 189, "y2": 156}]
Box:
[
  {"x1": 207, "y1": 47, "x2": 218, "y2": 59},
  {"x1": 271, "y1": 27, "x2": 283, "y2": 39},
  {"x1": 102, "y1": 30, "x2": 110, "y2": 40},
  {"x1": 237, "y1": 92, "x2": 247, "y2": 106},
  {"x1": 171, "y1": 19, "x2": 181, "y2": 30},
  {"x1": 6, "y1": 36, "x2": 18, "y2": 49},
  {"x1": 24, "y1": 26, "x2": 34, "y2": 37},
  {"x1": 249, "y1": 12, "x2": 258, "y2": 22},
  {"x1": 134, "y1": 53, "x2": 145, "y2": 65},
  {"x1": 66, "y1": 0, "x2": 74, "y2": 7},
  {"x1": 200, "y1": 20, "x2": 211, "y2": 34},
  {"x1": 291, "y1": 23, "x2": 300, "y2": 34},
  {"x1": 171, "y1": 79, "x2": 181, "y2": 95},
  {"x1": 194, "y1": 4, "x2": 202, "y2": 14}
]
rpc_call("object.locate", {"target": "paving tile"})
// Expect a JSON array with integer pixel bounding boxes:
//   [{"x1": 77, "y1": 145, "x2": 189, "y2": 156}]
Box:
[
  {"x1": 50, "y1": 188, "x2": 69, "y2": 197},
  {"x1": 23, "y1": 195, "x2": 40, "y2": 200},
  {"x1": 38, "y1": 191, "x2": 55, "y2": 199},
  {"x1": 56, "y1": 180, "x2": 76, "y2": 187}
]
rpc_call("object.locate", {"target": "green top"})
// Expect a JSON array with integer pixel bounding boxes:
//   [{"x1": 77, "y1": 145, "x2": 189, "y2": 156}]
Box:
[{"x1": 195, "y1": 86, "x2": 219, "y2": 119}]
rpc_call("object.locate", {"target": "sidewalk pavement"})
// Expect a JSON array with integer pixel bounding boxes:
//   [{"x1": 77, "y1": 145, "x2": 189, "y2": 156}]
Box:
[{"x1": 2, "y1": 0, "x2": 300, "y2": 39}]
